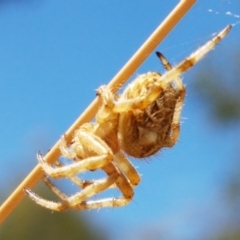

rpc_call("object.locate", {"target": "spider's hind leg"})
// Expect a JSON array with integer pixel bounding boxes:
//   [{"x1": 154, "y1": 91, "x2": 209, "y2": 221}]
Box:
[{"x1": 42, "y1": 175, "x2": 68, "y2": 201}]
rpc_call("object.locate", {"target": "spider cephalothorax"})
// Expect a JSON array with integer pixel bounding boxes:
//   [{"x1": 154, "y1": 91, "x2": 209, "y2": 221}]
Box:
[{"x1": 25, "y1": 25, "x2": 231, "y2": 211}]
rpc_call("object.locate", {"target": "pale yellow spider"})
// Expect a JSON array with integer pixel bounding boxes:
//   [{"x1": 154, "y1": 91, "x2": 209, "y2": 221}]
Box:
[{"x1": 24, "y1": 25, "x2": 231, "y2": 211}]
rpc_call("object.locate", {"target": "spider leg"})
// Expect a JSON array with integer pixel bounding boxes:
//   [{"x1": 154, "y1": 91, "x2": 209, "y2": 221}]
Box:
[
  {"x1": 74, "y1": 197, "x2": 132, "y2": 210},
  {"x1": 55, "y1": 157, "x2": 122, "y2": 190},
  {"x1": 169, "y1": 77, "x2": 186, "y2": 146},
  {"x1": 156, "y1": 51, "x2": 183, "y2": 89},
  {"x1": 111, "y1": 25, "x2": 231, "y2": 113},
  {"x1": 58, "y1": 132, "x2": 126, "y2": 190},
  {"x1": 55, "y1": 158, "x2": 93, "y2": 189},
  {"x1": 38, "y1": 152, "x2": 111, "y2": 178},
  {"x1": 24, "y1": 188, "x2": 68, "y2": 211},
  {"x1": 146, "y1": 25, "x2": 231, "y2": 104},
  {"x1": 42, "y1": 175, "x2": 68, "y2": 200},
  {"x1": 38, "y1": 130, "x2": 114, "y2": 178},
  {"x1": 24, "y1": 172, "x2": 119, "y2": 211},
  {"x1": 73, "y1": 155, "x2": 138, "y2": 210},
  {"x1": 101, "y1": 162, "x2": 134, "y2": 200},
  {"x1": 59, "y1": 135, "x2": 77, "y2": 159},
  {"x1": 156, "y1": 52, "x2": 186, "y2": 146},
  {"x1": 114, "y1": 151, "x2": 141, "y2": 187}
]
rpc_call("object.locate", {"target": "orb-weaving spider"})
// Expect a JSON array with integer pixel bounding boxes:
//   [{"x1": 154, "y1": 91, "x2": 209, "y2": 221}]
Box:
[{"x1": 24, "y1": 25, "x2": 231, "y2": 211}]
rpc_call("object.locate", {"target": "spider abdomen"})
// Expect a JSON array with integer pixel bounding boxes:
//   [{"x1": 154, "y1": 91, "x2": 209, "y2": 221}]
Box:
[{"x1": 118, "y1": 72, "x2": 184, "y2": 158}]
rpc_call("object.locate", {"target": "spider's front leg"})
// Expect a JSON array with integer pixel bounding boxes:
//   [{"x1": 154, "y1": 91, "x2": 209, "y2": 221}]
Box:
[
  {"x1": 38, "y1": 128, "x2": 114, "y2": 179},
  {"x1": 110, "y1": 73, "x2": 165, "y2": 114},
  {"x1": 111, "y1": 25, "x2": 232, "y2": 115}
]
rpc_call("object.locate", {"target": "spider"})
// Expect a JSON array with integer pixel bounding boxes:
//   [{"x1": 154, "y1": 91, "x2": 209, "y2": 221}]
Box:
[{"x1": 24, "y1": 25, "x2": 231, "y2": 211}]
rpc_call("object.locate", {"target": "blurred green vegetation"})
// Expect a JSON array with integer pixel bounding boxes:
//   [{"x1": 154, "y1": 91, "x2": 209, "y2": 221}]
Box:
[
  {"x1": 192, "y1": 52, "x2": 240, "y2": 124},
  {"x1": 191, "y1": 51, "x2": 240, "y2": 240},
  {"x1": 0, "y1": 184, "x2": 108, "y2": 240}
]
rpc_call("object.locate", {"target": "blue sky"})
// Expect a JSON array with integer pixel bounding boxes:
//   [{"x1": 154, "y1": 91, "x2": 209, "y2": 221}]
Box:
[{"x1": 0, "y1": 1, "x2": 240, "y2": 239}]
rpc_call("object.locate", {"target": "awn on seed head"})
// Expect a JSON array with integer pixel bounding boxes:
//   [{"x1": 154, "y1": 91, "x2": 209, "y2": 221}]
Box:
[{"x1": 24, "y1": 25, "x2": 231, "y2": 211}]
